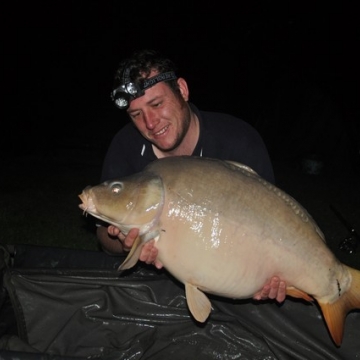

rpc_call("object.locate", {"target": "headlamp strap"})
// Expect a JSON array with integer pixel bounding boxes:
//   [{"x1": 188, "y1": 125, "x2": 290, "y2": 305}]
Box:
[{"x1": 142, "y1": 71, "x2": 177, "y2": 90}]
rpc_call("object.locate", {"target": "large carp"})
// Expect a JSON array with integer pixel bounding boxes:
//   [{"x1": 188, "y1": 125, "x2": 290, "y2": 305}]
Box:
[{"x1": 78, "y1": 156, "x2": 360, "y2": 346}]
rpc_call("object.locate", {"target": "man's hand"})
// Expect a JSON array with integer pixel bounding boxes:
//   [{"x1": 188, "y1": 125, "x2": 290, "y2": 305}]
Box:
[
  {"x1": 253, "y1": 276, "x2": 286, "y2": 302},
  {"x1": 108, "y1": 226, "x2": 163, "y2": 269}
]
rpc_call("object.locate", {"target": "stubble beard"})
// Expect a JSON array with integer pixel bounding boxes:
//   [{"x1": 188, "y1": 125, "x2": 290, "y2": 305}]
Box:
[{"x1": 155, "y1": 107, "x2": 192, "y2": 153}]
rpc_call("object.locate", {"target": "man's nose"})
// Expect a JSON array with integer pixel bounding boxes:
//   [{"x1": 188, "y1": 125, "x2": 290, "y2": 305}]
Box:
[{"x1": 143, "y1": 110, "x2": 159, "y2": 129}]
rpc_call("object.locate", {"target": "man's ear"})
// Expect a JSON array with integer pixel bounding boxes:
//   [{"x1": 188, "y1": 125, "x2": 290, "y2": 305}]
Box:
[{"x1": 177, "y1": 78, "x2": 189, "y2": 101}]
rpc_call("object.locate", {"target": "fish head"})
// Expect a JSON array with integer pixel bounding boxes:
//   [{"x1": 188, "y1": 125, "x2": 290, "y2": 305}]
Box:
[{"x1": 79, "y1": 172, "x2": 164, "y2": 235}]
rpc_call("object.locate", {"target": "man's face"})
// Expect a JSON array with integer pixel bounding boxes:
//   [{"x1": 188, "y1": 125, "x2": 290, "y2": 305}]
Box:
[{"x1": 126, "y1": 74, "x2": 191, "y2": 152}]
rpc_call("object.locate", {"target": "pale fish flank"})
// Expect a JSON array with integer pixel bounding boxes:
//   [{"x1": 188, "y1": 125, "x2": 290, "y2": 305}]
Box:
[{"x1": 78, "y1": 156, "x2": 360, "y2": 347}]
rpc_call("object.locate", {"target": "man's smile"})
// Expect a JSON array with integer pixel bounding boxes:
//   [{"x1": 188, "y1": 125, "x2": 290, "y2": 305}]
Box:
[{"x1": 154, "y1": 125, "x2": 169, "y2": 137}]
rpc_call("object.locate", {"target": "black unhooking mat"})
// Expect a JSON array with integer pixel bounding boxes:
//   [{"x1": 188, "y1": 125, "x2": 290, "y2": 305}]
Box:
[{"x1": 0, "y1": 244, "x2": 359, "y2": 360}]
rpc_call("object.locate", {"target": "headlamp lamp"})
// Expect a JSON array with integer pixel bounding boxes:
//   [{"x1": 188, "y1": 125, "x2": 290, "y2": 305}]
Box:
[{"x1": 111, "y1": 70, "x2": 177, "y2": 109}]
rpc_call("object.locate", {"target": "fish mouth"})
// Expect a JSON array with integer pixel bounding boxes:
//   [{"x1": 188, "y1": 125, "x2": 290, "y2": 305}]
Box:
[
  {"x1": 78, "y1": 192, "x2": 118, "y2": 226},
  {"x1": 78, "y1": 192, "x2": 97, "y2": 214}
]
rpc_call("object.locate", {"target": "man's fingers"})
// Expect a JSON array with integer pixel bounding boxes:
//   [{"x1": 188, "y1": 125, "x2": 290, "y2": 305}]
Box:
[
  {"x1": 108, "y1": 226, "x2": 120, "y2": 236},
  {"x1": 266, "y1": 277, "x2": 286, "y2": 303},
  {"x1": 276, "y1": 281, "x2": 286, "y2": 302},
  {"x1": 154, "y1": 259, "x2": 163, "y2": 269},
  {"x1": 267, "y1": 277, "x2": 280, "y2": 299},
  {"x1": 139, "y1": 242, "x2": 152, "y2": 262},
  {"x1": 106, "y1": 227, "x2": 162, "y2": 268},
  {"x1": 252, "y1": 276, "x2": 286, "y2": 303},
  {"x1": 124, "y1": 228, "x2": 140, "y2": 248},
  {"x1": 138, "y1": 241, "x2": 158, "y2": 264},
  {"x1": 108, "y1": 227, "x2": 161, "y2": 268},
  {"x1": 259, "y1": 284, "x2": 271, "y2": 299}
]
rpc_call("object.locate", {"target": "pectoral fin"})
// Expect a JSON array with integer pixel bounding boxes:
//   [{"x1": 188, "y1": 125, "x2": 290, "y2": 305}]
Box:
[
  {"x1": 117, "y1": 235, "x2": 143, "y2": 271},
  {"x1": 185, "y1": 283, "x2": 212, "y2": 322}
]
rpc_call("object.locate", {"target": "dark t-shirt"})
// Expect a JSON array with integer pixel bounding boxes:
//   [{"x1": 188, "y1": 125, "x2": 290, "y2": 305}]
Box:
[{"x1": 100, "y1": 103, "x2": 275, "y2": 184}]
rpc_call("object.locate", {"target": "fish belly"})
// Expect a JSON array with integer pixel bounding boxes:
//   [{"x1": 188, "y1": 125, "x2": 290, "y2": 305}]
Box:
[
  {"x1": 155, "y1": 214, "x2": 348, "y2": 302},
  {"x1": 155, "y1": 217, "x2": 279, "y2": 298}
]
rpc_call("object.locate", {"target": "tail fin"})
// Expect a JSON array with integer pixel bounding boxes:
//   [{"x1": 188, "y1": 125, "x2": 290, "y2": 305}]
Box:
[{"x1": 319, "y1": 266, "x2": 360, "y2": 346}]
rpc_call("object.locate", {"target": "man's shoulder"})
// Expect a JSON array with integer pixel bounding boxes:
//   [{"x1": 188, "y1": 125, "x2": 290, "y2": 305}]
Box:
[
  {"x1": 111, "y1": 122, "x2": 143, "y2": 144},
  {"x1": 115, "y1": 122, "x2": 138, "y2": 136},
  {"x1": 199, "y1": 109, "x2": 257, "y2": 135}
]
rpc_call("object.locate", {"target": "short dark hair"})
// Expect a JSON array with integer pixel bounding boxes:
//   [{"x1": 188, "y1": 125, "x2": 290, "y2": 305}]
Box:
[{"x1": 113, "y1": 49, "x2": 180, "y2": 93}]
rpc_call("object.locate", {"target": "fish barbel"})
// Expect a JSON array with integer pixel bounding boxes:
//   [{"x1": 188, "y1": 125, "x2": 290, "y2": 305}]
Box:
[{"x1": 78, "y1": 156, "x2": 360, "y2": 346}]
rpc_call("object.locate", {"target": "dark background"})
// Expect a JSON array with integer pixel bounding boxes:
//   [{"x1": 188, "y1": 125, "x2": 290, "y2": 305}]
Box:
[
  {"x1": 4, "y1": 2, "x2": 359, "y2": 168},
  {"x1": 1, "y1": 6, "x2": 360, "y2": 358},
  {"x1": 1, "y1": 2, "x2": 360, "y2": 265}
]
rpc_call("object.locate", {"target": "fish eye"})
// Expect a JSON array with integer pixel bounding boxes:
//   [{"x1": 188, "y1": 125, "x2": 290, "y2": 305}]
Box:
[{"x1": 110, "y1": 182, "x2": 123, "y2": 194}]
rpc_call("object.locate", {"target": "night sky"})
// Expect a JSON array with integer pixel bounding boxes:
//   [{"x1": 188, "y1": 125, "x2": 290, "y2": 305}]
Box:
[{"x1": 5, "y1": 2, "x2": 360, "y2": 168}]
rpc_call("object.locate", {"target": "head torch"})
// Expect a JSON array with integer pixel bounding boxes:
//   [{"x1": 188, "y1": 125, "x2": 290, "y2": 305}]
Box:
[{"x1": 111, "y1": 70, "x2": 177, "y2": 109}]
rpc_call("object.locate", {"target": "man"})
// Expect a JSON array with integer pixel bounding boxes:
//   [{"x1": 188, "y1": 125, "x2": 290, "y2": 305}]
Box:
[{"x1": 97, "y1": 49, "x2": 286, "y2": 302}]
